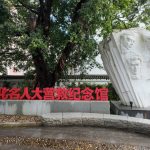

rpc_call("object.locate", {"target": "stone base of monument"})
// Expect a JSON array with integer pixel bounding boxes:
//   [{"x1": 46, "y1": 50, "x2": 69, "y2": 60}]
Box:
[
  {"x1": 0, "y1": 100, "x2": 110, "y2": 116},
  {"x1": 110, "y1": 101, "x2": 150, "y2": 119}
]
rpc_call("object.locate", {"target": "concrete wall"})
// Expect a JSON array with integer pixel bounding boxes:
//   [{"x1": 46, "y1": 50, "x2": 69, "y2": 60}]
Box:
[{"x1": 0, "y1": 100, "x2": 110, "y2": 115}]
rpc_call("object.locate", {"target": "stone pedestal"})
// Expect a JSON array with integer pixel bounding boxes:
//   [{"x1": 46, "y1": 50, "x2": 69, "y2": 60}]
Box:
[{"x1": 110, "y1": 101, "x2": 150, "y2": 119}]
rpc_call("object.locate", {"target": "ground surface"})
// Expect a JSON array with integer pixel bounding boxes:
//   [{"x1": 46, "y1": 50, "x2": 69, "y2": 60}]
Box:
[
  {"x1": 0, "y1": 127, "x2": 150, "y2": 149},
  {"x1": 0, "y1": 114, "x2": 41, "y2": 123}
]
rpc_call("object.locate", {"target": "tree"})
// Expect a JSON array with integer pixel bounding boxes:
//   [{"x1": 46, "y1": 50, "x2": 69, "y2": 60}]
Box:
[
  {"x1": 0, "y1": 0, "x2": 149, "y2": 88},
  {"x1": 0, "y1": 0, "x2": 8, "y2": 23}
]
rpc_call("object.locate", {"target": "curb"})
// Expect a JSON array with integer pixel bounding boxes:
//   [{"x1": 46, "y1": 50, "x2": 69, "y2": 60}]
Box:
[{"x1": 41, "y1": 113, "x2": 150, "y2": 134}]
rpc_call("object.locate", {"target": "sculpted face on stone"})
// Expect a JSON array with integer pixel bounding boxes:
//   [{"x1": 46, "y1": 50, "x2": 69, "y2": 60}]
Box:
[
  {"x1": 126, "y1": 53, "x2": 142, "y2": 80},
  {"x1": 120, "y1": 33, "x2": 135, "y2": 53}
]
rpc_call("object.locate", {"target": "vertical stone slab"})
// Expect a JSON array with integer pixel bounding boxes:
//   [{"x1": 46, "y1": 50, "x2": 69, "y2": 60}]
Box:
[
  {"x1": 72, "y1": 101, "x2": 90, "y2": 113},
  {"x1": 90, "y1": 101, "x2": 110, "y2": 114},
  {"x1": 53, "y1": 100, "x2": 73, "y2": 112},
  {"x1": 0, "y1": 101, "x2": 5, "y2": 114},
  {"x1": 15, "y1": 100, "x2": 23, "y2": 115},
  {"x1": 41, "y1": 101, "x2": 54, "y2": 114},
  {"x1": 36, "y1": 101, "x2": 44, "y2": 115},
  {"x1": 22, "y1": 100, "x2": 37, "y2": 115},
  {"x1": 99, "y1": 28, "x2": 150, "y2": 108},
  {"x1": 4, "y1": 101, "x2": 17, "y2": 115}
]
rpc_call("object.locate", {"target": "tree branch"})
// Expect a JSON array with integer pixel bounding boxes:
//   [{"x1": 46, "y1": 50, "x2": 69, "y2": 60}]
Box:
[
  {"x1": 51, "y1": 0, "x2": 88, "y2": 86},
  {"x1": 37, "y1": 0, "x2": 53, "y2": 35},
  {"x1": 72, "y1": 0, "x2": 87, "y2": 22},
  {"x1": 18, "y1": 0, "x2": 38, "y2": 14}
]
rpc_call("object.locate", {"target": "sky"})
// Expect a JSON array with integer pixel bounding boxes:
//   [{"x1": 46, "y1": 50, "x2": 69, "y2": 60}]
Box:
[{"x1": 87, "y1": 55, "x2": 107, "y2": 75}]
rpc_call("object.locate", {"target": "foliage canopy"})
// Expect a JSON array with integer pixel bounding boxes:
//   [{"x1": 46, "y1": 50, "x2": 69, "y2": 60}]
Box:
[{"x1": 0, "y1": 0, "x2": 149, "y2": 87}]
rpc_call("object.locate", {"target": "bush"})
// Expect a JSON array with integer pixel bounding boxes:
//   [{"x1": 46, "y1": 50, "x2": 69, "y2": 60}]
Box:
[{"x1": 107, "y1": 83, "x2": 120, "y2": 100}]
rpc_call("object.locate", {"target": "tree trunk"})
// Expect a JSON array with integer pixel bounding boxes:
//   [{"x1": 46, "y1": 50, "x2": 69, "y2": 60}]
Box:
[
  {"x1": 31, "y1": 0, "x2": 87, "y2": 88},
  {"x1": 32, "y1": 48, "x2": 52, "y2": 88},
  {"x1": 30, "y1": 0, "x2": 53, "y2": 88}
]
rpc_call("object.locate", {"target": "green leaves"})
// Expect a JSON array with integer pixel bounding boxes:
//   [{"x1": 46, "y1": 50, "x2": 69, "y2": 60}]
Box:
[
  {"x1": 80, "y1": 0, "x2": 149, "y2": 38},
  {"x1": 0, "y1": 0, "x2": 149, "y2": 78},
  {"x1": 29, "y1": 33, "x2": 48, "y2": 52}
]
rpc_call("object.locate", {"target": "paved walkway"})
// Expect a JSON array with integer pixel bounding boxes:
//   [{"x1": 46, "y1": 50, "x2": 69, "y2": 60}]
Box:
[{"x1": 0, "y1": 127, "x2": 150, "y2": 148}]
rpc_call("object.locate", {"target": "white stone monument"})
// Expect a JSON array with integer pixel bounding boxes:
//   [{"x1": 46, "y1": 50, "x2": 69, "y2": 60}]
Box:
[{"x1": 99, "y1": 28, "x2": 150, "y2": 108}]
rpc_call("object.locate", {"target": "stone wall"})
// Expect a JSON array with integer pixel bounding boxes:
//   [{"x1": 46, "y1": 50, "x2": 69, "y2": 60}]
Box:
[{"x1": 0, "y1": 100, "x2": 110, "y2": 115}]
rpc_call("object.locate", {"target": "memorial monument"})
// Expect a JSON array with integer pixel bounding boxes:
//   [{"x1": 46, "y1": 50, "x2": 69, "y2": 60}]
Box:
[{"x1": 99, "y1": 28, "x2": 150, "y2": 108}]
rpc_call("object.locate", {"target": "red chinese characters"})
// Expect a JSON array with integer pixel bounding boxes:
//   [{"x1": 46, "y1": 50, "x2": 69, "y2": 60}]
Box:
[
  {"x1": 55, "y1": 88, "x2": 68, "y2": 100},
  {"x1": 67, "y1": 88, "x2": 80, "y2": 100},
  {"x1": 9, "y1": 88, "x2": 21, "y2": 100},
  {"x1": 0, "y1": 87, "x2": 8, "y2": 100},
  {"x1": 95, "y1": 88, "x2": 108, "y2": 101},
  {"x1": 81, "y1": 87, "x2": 94, "y2": 100},
  {"x1": 20, "y1": 87, "x2": 31, "y2": 100},
  {"x1": 0, "y1": 87, "x2": 108, "y2": 101},
  {"x1": 43, "y1": 88, "x2": 55, "y2": 100},
  {"x1": 31, "y1": 87, "x2": 42, "y2": 100}
]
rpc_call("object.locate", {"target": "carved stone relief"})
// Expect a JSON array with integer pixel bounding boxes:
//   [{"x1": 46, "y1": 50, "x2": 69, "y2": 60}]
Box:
[{"x1": 99, "y1": 28, "x2": 150, "y2": 108}]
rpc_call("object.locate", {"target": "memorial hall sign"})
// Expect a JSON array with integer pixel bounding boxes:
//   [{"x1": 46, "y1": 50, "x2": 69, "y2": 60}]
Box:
[{"x1": 0, "y1": 87, "x2": 108, "y2": 101}]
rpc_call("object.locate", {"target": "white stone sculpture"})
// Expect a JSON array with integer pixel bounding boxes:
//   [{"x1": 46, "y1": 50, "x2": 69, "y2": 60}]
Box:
[{"x1": 99, "y1": 28, "x2": 150, "y2": 108}]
